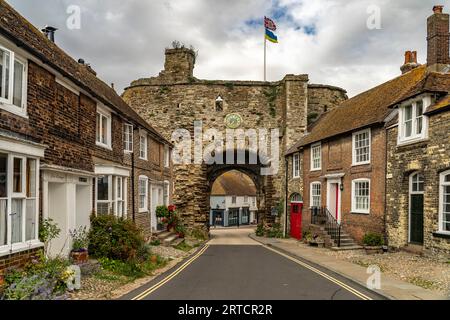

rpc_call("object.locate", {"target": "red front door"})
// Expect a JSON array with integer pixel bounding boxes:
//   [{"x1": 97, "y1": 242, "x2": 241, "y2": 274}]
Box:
[{"x1": 290, "y1": 202, "x2": 303, "y2": 240}]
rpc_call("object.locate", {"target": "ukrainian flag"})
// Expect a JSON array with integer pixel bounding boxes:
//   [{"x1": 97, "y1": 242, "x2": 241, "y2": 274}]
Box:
[{"x1": 265, "y1": 28, "x2": 278, "y2": 43}]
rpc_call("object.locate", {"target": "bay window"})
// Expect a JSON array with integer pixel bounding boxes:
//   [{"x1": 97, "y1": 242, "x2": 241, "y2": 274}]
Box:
[
  {"x1": 439, "y1": 171, "x2": 450, "y2": 234},
  {"x1": 139, "y1": 176, "x2": 148, "y2": 212},
  {"x1": 398, "y1": 98, "x2": 429, "y2": 144},
  {"x1": 0, "y1": 46, "x2": 27, "y2": 117},
  {"x1": 96, "y1": 175, "x2": 127, "y2": 217},
  {"x1": 0, "y1": 152, "x2": 40, "y2": 253},
  {"x1": 352, "y1": 179, "x2": 371, "y2": 214}
]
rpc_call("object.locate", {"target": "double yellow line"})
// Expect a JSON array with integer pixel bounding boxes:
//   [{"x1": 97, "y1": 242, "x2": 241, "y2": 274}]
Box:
[
  {"x1": 264, "y1": 246, "x2": 373, "y2": 300},
  {"x1": 132, "y1": 245, "x2": 210, "y2": 300}
]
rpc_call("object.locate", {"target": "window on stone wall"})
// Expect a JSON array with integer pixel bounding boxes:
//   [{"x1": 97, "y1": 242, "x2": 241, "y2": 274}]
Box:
[
  {"x1": 352, "y1": 179, "x2": 371, "y2": 214},
  {"x1": 439, "y1": 171, "x2": 450, "y2": 234},
  {"x1": 293, "y1": 153, "x2": 300, "y2": 178},
  {"x1": 164, "y1": 145, "x2": 170, "y2": 168},
  {"x1": 310, "y1": 182, "x2": 321, "y2": 208},
  {"x1": 398, "y1": 98, "x2": 429, "y2": 144},
  {"x1": 0, "y1": 45, "x2": 27, "y2": 117}
]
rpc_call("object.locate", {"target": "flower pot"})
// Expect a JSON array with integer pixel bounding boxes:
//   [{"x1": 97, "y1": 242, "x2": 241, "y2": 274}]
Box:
[
  {"x1": 71, "y1": 250, "x2": 89, "y2": 265},
  {"x1": 150, "y1": 255, "x2": 158, "y2": 264},
  {"x1": 0, "y1": 273, "x2": 4, "y2": 287},
  {"x1": 364, "y1": 246, "x2": 384, "y2": 255}
]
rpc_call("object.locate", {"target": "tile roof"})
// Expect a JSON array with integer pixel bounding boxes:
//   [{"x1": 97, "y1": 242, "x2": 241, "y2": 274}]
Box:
[
  {"x1": 286, "y1": 65, "x2": 428, "y2": 154},
  {"x1": 426, "y1": 94, "x2": 450, "y2": 114},
  {"x1": 211, "y1": 170, "x2": 257, "y2": 196},
  {"x1": 0, "y1": 0, "x2": 170, "y2": 145}
]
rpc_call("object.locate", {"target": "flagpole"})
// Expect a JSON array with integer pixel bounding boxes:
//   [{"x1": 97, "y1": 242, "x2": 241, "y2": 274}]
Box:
[{"x1": 264, "y1": 29, "x2": 267, "y2": 81}]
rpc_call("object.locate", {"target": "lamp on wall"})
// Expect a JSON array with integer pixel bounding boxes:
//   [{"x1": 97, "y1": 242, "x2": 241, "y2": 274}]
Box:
[{"x1": 340, "y1": 178, "x2": 344, "y2": 192}]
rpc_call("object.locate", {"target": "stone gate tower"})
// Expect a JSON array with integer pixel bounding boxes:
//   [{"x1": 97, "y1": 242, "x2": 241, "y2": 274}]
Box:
[{"x1": 123, "y1": 47, "x2": 347, "y2": 232}]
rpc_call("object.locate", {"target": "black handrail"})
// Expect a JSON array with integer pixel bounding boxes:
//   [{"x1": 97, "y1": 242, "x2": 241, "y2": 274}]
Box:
[{"x1": 310, "y1": 207, "x2": 341, "y2": 247}]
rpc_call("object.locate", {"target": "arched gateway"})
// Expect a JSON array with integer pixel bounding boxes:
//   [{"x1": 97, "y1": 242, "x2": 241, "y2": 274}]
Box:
[{"x1": 123, "y1": 47, "x2": 347, "y2": 233}]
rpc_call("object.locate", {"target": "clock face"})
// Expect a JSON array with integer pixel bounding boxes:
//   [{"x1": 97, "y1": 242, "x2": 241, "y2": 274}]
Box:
[{"x1": 225, "y1": 113, "x2": 243, "y2": 129}]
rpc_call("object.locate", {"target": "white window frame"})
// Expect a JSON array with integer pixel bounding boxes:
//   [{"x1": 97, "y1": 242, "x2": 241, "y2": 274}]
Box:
[
  {"x1": 95, "y1": 175, "x2": 127, "y2": 217},
  {"x1": 139, "y1": 132, "x2": 148, "y2": 161},
  {"x1": 138, "y1": 176, "x2": 149, "y2": 213},
  {"x1": 439, "y1": 170, "x2": 450, "y2": 235},
  {"x1": 311, "y1": 143, "x2": 322, "y2": 171},
  {"x1": 96, "y1": 104, "x2": 112, "y2": 149},
  {"x1": 231, "y1": 196, "x2": 237, "y2": 204},
  {"x1": 164, "y1": 145, "x2": 170, "y2": 168},
  {"x1": 310, "y1": 182, "x2": 321, "y2": 208},
  {"x1": 293, "y1": 153, "x2": 300, "y2": 178},
  {"x1": 163, "y1": 180, "x2": 170, "y2": 206},
  {"x1": 0, "y1": 45, "x2": 28, "y2": 118},
  {"x1": 398, "y1": 97, "x2": 430, "y2": 145},
  {"x1": 352, "y1": 129, "x2": 371, "y2": 166},
  {"x1": 123, "y1": 123, "x2": 134, "y2": 153},
  {"x1": 0, "y1": 152, "x2": 41, "y2": 256},
  {"x1": 351, "y1": 179, "x2": 371, "y2": 214}
]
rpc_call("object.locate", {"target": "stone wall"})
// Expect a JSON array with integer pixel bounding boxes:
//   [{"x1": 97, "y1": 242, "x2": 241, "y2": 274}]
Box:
[
  {"x1": 307, "y1": 85, "x2": 348, "y2": 124},
  {"x1": 386, "y1": 110, "x2": 450, "y2": 255},
  {"x1": 123, "y1": 48, "x2": 347, "y2": 231}
]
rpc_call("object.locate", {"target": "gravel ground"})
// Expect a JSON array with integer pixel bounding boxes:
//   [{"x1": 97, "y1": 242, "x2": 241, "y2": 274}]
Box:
[
  {"x1": 68, "y1": 242, "x2": 201, "y2": 300},
  {"x1": 318, "y1": 248, "x2": 450, "y2": 296}
]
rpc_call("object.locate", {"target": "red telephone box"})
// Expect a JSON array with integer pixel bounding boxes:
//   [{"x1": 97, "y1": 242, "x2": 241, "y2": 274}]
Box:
[{"x1": 290, "y1": 202, "x2": 303, "y2": 240}]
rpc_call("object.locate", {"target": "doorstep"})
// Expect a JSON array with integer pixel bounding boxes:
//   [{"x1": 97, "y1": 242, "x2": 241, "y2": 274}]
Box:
[{"x1": 249, "y1": 234, "x2": 447, "y2": 301}]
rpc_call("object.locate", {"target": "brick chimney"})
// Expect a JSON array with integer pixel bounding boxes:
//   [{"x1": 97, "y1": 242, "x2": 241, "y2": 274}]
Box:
[
  {"x1": 160, "y1": 48, "x2": 196, "y2": 82},
  {"x1": 427, "y1": 5, "x2": 450, "y2": 71},
  {"x1": 401, "y1": 50, "x2": 421, "y2": 74}
]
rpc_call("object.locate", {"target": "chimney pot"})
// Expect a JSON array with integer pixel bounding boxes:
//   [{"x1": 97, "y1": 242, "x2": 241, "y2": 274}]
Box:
[
  {"x1": 404, "y1": 51, "x2": 412, "y2": 64},
  {"x1": 41, "y1": 25, "x2": 58, "y2": 43},
  {"x1": 433, "y1": 5, "x2": 444, "y2": 14},
  {"x1": 401, "y1": 50, "x2": 420, "y2": 74}
]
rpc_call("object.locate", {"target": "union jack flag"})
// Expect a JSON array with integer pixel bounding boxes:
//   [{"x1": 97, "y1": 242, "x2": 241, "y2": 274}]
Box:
[{"x1": 264, "y1": 16, "x2": 277, "y2": 31}]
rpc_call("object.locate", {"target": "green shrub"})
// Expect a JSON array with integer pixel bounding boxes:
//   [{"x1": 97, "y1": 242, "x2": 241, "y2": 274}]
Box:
[
  {"x1": 256, "y1": 224, "x2": 265, "y2": 237},
  {"x1": 150, "y1": 239, "x2": 161, "y2": 246},
  {"x1": 363, "y1": 232, "x2": 385, "y2": 247},
  {"x1": 88, "y1": 215, "x2": 145, "y2": 262},
  {"x1": 156, "y1": 206, "x2": 169, "y2": 218},
  {"x1": 267, "y1": 223, "x2": 284, "y2": 239},
  {"x1": 189, "y1": 227, "x2": 208, "y2": 241}
]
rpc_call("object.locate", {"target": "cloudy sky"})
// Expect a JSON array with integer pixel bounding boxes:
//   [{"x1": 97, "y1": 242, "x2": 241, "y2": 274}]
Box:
[{"x1": 7, "y1": 0, "x2": 445, "y2": 97}]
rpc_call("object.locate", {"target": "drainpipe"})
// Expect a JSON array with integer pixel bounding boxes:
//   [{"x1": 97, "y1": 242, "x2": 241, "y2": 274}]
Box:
[
  {"x1": 131, "y1": 136, "x2": 136, "y2": 222},
  {"x1": 384, "y1": 127, "x2": 388, "y2": 247},
  {"x1": 285, "y1": 157, "x2": 289, "y2": 238}
]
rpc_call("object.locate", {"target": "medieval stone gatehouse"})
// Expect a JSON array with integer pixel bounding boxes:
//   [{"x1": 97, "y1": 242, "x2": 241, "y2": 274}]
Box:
[{"x1": 123, "y1": 48, "x2": 347, "y2": 231}]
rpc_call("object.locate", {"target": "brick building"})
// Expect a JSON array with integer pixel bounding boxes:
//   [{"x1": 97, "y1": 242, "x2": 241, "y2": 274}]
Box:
[
  {"x1": 286, "y1": 6, "x2": 450, "y2": 251},
  {"x1": 0, "y1": 1, "x2": 172, "y2": 273},
  {"x1": 385, "y1": 6, "x2": 450, "y2": 256}
]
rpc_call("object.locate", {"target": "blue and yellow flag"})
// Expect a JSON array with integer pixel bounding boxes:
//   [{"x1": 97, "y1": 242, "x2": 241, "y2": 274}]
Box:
[{"x1": 265, "y1": 28, "x2": 278, "y2": 43}]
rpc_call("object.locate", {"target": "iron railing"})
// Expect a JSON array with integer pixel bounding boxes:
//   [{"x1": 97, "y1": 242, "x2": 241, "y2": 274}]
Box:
[{"x1": 310, "y1": 207, "x2": 341, "y2": 247}]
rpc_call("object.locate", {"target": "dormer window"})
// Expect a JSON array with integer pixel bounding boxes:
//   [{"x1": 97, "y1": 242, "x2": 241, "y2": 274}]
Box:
[
  {"x1": 398, "y1": 97, "x2": 430, "y2": 145},
  {"x1": 215, "y1": 96, "x2": 224, "y2": 112}
]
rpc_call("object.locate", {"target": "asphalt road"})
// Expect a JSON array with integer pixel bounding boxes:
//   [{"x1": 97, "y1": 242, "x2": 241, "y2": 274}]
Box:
[{"x1": 123, "y1": 228, "x2": 382, "y2": 300}]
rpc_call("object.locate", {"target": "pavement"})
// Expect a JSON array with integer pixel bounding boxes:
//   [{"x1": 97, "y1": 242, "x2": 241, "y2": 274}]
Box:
[
  {"x1": 249, "y1": 233, "x2": 448, "y2": 300},
  {"x1": 121, "y1": 227, "x2": 385, "y2": 300}
]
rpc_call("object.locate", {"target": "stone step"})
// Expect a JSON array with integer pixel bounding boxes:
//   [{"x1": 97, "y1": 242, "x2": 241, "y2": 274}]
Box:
[
  {"x1": 157, "y1": 231, "x2": 173, "y2": 240},
  {"x1": 331, "y1": 245, "x2": 364, "y2": 251},
  {"x1": 171, "y1": 238, "x2": 184, "y2": 247},
  {"x1": 163, "y1": 234, "x2": 180, "y2": 247}
]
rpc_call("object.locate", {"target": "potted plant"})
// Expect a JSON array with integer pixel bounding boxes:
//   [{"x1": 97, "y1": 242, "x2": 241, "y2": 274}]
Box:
[
  {"x1": 156, "y1": 206, "x2": 169, "y2": 231},
  {"x1": 175, "y1": 223, "x2": 186, "y2": 239},
  {"x1": 70, "y1": 226, "x2": 89, "y2": 265},
  {"x1": 363, "y1": 232, "x2": 385, "y2": 255},
  {"x1": 166, "y1": 205, "x2": 178, "y2": 232}
]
